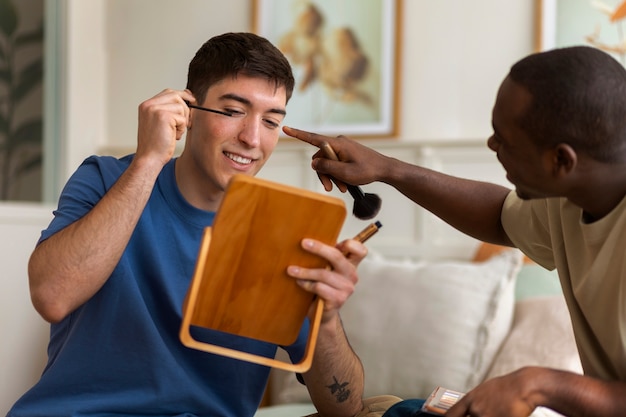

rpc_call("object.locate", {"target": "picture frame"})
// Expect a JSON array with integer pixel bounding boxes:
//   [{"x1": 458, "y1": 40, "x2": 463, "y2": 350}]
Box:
[
  {"x1": 536, "y1": 0, "x2": 626, "y2": 65},
  {"x1": 252, "y1": 0, "x2": 402, "y2": 138}
]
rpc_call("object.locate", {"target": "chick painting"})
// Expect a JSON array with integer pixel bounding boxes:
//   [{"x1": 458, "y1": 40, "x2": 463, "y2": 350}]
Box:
[
  {"x1": 318, "y1": 27, "x2": 372, "y2": 106},
  {"x1": 278, "y1": 4, "x2": 324, "y2": 92},
  {"x1": 278, "y1": 1, "x2": 375, "y2": 122}
]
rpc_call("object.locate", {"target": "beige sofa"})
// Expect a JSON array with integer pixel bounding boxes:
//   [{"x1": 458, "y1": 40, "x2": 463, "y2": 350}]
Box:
[
  {"x1": 256, "y1": 246, "x2": 582, "y2": 417},
  {"x1": 1, "y1": 204, "x2": 51, "y2": 417},
  {"x1": 2, "y1": 218, "x2": 581, "y2": 417}
]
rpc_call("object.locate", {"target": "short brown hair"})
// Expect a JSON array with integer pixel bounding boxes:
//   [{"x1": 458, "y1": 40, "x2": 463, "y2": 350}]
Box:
[{"x1": 186, "y1": 32, "x2": 295, "y2": 105}]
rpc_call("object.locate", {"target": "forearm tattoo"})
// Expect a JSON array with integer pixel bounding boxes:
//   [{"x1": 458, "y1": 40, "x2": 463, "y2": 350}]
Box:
[{"x1": 327, "y1": 376, "x2": 351, "y2": 402}]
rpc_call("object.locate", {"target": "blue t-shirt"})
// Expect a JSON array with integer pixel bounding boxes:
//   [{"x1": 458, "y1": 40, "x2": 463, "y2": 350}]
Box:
[{"x1": 8, "y1": 155, "x2": 309, "y2": 417}]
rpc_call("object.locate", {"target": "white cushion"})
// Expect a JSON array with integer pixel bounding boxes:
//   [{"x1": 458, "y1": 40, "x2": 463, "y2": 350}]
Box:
[
  {"x1": 485, "y1": 295, "x2": 583, "y2": 380},
  {"x1": 271, "y1": 250, "x2": 523, "y2": 402}
]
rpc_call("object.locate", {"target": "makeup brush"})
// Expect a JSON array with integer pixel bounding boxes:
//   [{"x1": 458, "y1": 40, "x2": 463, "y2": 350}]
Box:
[{"x1": 320, "y1": 142, "x2": 382, "y2": 220}]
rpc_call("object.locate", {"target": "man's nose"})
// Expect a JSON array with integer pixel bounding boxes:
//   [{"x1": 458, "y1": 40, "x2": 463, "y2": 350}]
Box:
[{"x1": 237, "y1": 118, "x2": 261, "y2": 147}]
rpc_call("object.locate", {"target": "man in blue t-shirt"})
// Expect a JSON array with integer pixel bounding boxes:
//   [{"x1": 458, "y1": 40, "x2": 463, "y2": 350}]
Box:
[{"x1": 8, "y1": 32, "x2": 384, "y2": 417}]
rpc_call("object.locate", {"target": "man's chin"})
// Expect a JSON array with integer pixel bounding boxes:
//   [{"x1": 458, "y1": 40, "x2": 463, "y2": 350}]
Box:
[{"x1": 515, "y1": 188, "x2": 533, "y2": 200}]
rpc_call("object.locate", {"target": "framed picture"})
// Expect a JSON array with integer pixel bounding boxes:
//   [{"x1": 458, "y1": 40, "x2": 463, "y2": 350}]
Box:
[
  {"x1": 252, "y1": 0, "x2": 401, "y2": 138},
  {"x1": 536, "y1": 0, "x2": 626, "y2": 65}
]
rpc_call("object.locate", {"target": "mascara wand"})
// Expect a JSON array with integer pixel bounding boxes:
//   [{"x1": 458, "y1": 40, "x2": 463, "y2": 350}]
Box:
[{"x1": 320, "y1": 142, "x2": 382, "y2": 220}]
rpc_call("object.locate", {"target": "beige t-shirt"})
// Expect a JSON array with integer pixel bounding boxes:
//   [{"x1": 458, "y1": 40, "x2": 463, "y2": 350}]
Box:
[{"x1": 501, "y1": 191, "x2": 626, "y2": 381}]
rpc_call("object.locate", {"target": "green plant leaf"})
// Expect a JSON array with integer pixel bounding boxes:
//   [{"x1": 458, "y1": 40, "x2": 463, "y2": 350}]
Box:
[
  {"x1": 11, "y1": 57, "x2": 43, "y2": 104},
  {"x1": 14, "y1": 152, "x2": 42, "y2": 175},
  {"x1": 6, "y1": 119, "x2": 42, "y2": 149},
  {"x1": 0, "y1": 67, "x2": 9, "y2": 86},
  {"x1": 15, "y1": 21, "x2": 43, "y2": 47},
  {"x1": 0, "y1": 0, "x2": 18, "y2": 38},
  {"x1": 0, "y1": 112, "x2": 8, "y2": 133}
]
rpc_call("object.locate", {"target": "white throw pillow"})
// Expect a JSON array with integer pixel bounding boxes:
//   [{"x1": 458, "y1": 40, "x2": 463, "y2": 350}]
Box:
[
  {"x1": 485, "y1": 295, "x2": 583, "y2": 380},
  {"x1": 270, "y1": 250, "x2": 522, "y2": 403}
]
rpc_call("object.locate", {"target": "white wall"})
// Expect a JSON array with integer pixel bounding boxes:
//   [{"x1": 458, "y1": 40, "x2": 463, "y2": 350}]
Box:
[{"x1": 400, "y1": 1, "x2": 535, "y2": 140}]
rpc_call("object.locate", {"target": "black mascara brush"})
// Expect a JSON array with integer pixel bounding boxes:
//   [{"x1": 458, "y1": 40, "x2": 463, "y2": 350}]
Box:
[
  {"x1": 320, "y1": 142, "x2": 382, "y2": 220},
  {"x1": 185, "y1": 100, "x2": 234, "y2": 117}
]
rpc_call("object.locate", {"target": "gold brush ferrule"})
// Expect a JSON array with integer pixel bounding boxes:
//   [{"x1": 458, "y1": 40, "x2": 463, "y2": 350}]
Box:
[{"x1": 353, "y1": 221, "x2": 382, "y2": 243}]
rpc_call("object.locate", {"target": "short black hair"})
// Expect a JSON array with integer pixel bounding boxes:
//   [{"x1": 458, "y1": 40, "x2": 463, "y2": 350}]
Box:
[{"x1": 509, "y1": 45, "x2": 626, "y2": 162}]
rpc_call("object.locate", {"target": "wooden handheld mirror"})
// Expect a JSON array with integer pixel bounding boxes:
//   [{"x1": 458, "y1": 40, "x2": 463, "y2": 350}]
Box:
[{"x1": 180, "y1": 174, "x2": 346, "y2": 372}]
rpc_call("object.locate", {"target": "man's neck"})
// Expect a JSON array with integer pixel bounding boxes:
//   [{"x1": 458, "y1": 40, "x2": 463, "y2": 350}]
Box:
[{"x1": 174, "y1": 157, "x2": 223, "y2": 212}]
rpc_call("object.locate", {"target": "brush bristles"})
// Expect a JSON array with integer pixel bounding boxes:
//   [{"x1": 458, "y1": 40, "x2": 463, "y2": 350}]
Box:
[{"x1": 352, "y1": 193, "x2": 382, "y2": 220}]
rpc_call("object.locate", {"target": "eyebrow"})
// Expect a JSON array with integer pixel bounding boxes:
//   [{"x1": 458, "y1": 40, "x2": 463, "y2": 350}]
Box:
[{"x1": 219, "y1": 93, "x2": 287, "y2": 116}]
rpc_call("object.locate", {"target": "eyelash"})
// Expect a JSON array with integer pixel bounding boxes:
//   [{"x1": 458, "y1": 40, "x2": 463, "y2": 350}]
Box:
[
  {"x1": 224, "y1": 109, "x2": 243, "y2": 116},
  {"x1": 264, "y1": 119, "x2": 280, "y2": 129},
  {"x1": 224, "y1": 109, "x2": 280, "y2": 129}
]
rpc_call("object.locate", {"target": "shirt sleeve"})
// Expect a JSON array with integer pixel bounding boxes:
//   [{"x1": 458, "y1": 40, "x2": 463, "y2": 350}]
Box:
[
  {"x1": 40, "y1": 155, "x2": 129, "y2": 243},
  {"x1": 501, "y1": 191, "x2": 557, "y2": 270}
]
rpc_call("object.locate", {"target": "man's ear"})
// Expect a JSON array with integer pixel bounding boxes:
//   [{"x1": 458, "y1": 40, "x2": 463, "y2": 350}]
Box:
[{"x1": 551, "y1": 143, "x2": 577, "y2": 177}]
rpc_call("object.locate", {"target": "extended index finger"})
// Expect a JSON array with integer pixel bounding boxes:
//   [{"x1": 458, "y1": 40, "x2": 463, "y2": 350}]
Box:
[{"x1": 283, "y1": 126, "x2": 335, "y2": 148}]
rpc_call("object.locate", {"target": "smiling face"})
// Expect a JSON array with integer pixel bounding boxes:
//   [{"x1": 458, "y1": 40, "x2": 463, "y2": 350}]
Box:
[
  {"x1": 488, "y1": 77, "x2": 557, "y2": 200},
  {"x1": 177, "y1": 74, "x2": 287, "y2": 210}
]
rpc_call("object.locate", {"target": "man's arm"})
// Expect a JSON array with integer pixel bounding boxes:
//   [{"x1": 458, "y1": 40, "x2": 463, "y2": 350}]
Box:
[
  {"x1": 283, "y1": 126, "x2": 513, "y2": 246},
  {"x1": 302, "y1": 313, "x2": 364, "y2": 417},
  {"x1": 287, "y1": 238, "x2": 367, "y2": 417},
  {"x1": 447, "y1": 366, "x2": 626, "y2": 417},
  {"x1": 29, "y1": 89, "x2": 194, "y2": 323}
]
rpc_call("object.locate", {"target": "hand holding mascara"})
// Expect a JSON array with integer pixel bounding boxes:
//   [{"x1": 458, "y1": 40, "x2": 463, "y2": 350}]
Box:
[
  {"x1": 301, "y1": 219, "x2": 383, "y2": 271},
  {"x1": 340, "y1": 221, "x2": 382, "y2": 259}
]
